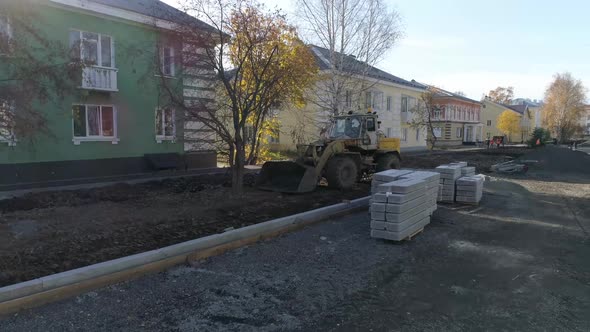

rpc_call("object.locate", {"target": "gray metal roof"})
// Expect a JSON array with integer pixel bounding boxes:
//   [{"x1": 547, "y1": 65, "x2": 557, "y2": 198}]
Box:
[
  {"x1": 309, "y1": 45, "x2": 426, "y2": 90},
  {"x1": 431, "y1": 87, "x2": 481, "y2": 104},
  {"x1": 504, "y1": 104, "x2": 528, "y2": 115},
  {"x1": 409, "y1": 81, "x2": 482, "y2": 105},
  {"x1": 89, "y1": 0, "x2": 217, "y2": 32}
]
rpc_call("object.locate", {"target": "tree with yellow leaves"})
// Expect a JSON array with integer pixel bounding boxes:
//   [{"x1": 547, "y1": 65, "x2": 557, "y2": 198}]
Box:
[
  {"x1": 542, "y1": 72, "x2": 586, "y2": 142},
  {"x1": 155, "y1": 0, "x2": 318, "y2": 195},
  {"x1": 496, "y1": 110, "x2": 520, "y2": 142}
]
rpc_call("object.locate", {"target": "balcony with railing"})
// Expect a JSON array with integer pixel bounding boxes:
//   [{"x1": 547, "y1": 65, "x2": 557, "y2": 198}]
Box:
[
  {"x1": 431, "y1": 105, "x2": 481, "y2": 123},
  {"x1": 81, "y1": 66, "x2": 118, "y2": 92}
]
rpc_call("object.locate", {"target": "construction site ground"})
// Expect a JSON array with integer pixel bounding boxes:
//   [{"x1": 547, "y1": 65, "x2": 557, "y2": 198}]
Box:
[
  {"x1": 1, "y1": 146, "x2": 589, "y2": 331},
  {"x1": 0, "y1": 148, "x2": 525, "y2": 288}
]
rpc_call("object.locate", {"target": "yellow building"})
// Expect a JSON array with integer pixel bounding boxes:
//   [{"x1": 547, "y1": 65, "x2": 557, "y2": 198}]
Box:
[
  {"x1": 511, "y1": 98, "x2": 544, "y2": 129},
  {"x1": 481, "y1": 99, "x2": 532, "y2": 143},
  {"x1": 271, "y1": 45, "x2": 428, "y2": 152}
]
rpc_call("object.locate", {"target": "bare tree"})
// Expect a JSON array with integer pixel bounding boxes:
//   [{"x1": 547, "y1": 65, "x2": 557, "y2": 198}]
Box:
[
  {"x1": 0, "y1": 1, "x2": 84, "y2": 144},
  {"x1": 153, "y1": 0, "x2": 317, "y2": 195},
  {"x1": 408, "y1": 88, "x2": 440, "y2": 150},
  {"x1": 295, "y1": 0, "x2": 403, "y2": 116},
  {"x1": 542, "y1": 72, "x2": 587, "y2": 142}
]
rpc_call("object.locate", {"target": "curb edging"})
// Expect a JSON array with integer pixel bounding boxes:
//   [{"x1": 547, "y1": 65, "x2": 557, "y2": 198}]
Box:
[{"x1": 0, "y1": 196, "x2": 370, "y2": 315}]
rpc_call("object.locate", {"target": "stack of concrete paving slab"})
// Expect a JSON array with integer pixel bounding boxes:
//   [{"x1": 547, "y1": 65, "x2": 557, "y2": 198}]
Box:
[
  {"x1": 370, "y1": 170, "x2": 440, "y2": 241},
  {"x1": 435, "y1": 164, "x2": 463, "y2": 202},
  {"x1": 371, "y1": 169, "x2": 413, "y2": 194},
  {"x1": 460, "y1": 166, "x2": 476, "y2": 177},
  {"x1": 455, "y1": 175, "x2": 484, "y2": 204}
]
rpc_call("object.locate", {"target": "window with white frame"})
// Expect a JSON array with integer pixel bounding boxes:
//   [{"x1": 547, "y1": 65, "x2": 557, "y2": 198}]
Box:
[
  {"x1": 486, "y1": 120, "x2": 492, "y2": 126},
  {"x1": 401, "y1": 96, "x2": 408, "y2": 112},
  {"x1": 69, "y1": 30, "x2": 114, "y2": 68},
  {"x1": 364, "y1": 91, "x2": 372, "y2": 110},
  {"x1": 433, "y1": 127, "x2": 442, "y2": 138},
  {"x1": 72, "y1": 104, "x2": 117, "y2": 144},
  {"x1": 161, "y1": 46, "x2": 175, "y2": 76},
  {"x1": 401, "y1": 95, "x2": 416, "y2": 113},
  {"x1": 433, "y1": 108, "x2": 441, "y2": 119},
  {"x1": 372, "y1": 91, "x2": 383, "y2": 111},
  {"x1": 401, "y1": 128, "x2": 408, "y2": 142},
  {"x1": 0, "y1": 99, "x2": 16, "y2": 146},
  {"x1": 155, "y1": 107, "x2": 175, "y2": 142},
  {"x1": 0, "y1": 15, "x2": 12, "y2": 54},
  {"x1": 456, "y1": 127, "x2": 462, "y2": 138},
  {"x1": 269, "y1": 128, "x2": 280, "y2": 144},
  {"x1": 345, "y1": 90, "x2": 352, "y2": 108},
  {"x1": 386, "y1": 96, "x2": 392, "y2": 111},
  {"x1": 415, "y1": 128, "x2": 420, "y2": 141},
  {"x1": 386, "y1": 128, "x2": 392, "y2": 137},
  {"x1": 364, "y1": 90, "x2": 383, "y2": 111}
]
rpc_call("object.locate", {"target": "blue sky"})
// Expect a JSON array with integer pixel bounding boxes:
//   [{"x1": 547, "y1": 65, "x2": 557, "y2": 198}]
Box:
[{"x1": 163, "y1": 0, "x2": 590, "y2": 101}]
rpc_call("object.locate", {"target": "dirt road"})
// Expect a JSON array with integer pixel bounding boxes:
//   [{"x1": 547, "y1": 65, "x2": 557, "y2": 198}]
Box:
[
  {"x1": 0, "y1": 149, "x2": 521, "y2": 287},
  {"x1": 1, "y1": 146, "x2": 589, "y2": 331}
]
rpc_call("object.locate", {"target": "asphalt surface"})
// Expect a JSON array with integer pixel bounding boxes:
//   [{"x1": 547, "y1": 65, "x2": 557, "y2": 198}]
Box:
[{"x1": 1, "y1": 147, "x2": 589, "y2": 331}]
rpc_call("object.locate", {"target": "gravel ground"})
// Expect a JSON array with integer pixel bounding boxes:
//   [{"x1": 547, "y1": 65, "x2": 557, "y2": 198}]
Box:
[
  {"x1": 0, "y1": 149, "x2": 522, "y2": 287},
  {"x1": 1, "y1": 146, "x2": 589, "y2": 331}
]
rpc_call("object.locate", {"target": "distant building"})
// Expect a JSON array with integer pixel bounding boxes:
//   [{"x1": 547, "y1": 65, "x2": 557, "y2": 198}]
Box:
[
  {"x1": 273, "y1": 45, "x2": 428, "y2": 152},
  {"x1": 411, "y1": 85, "x2": 483, "y2": 146},
  {"x1": 482, "y1": 98, "x2": 532, "y2": 143},
  {"x1": 511, "y1": 98, "x2": 543, "y2": 129},
  {"x1": 581, "y1": 105, "x2": 590, "y2": 135}
]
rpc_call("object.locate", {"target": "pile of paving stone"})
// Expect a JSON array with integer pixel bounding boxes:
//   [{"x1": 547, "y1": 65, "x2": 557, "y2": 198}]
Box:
[
  {"x1": 455, "y1": 175, "x2": 484, "y2": 204},
  {"x1": 370, "y1": 169, "x2": 439, "y2": 241},
  {"x1": 435, "y1": 162, "x2": 484, "y2": 204},
  {"x1": 435, "y1": 163, "x2": 464, "y2": 202},
  {"x1": 461, "y1": 166, "x2": 476, "y2": 177}
]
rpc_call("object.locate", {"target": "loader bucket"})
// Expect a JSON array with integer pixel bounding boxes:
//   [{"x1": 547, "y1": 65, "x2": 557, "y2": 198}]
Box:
[{"x1": 256, "y1": 161, "x2": 318, "y2": 193}]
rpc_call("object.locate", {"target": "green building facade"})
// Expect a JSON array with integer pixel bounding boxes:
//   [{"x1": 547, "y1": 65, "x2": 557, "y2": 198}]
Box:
[{"x1": 0, "y1": 0, "x2": 216, "y2": 186}]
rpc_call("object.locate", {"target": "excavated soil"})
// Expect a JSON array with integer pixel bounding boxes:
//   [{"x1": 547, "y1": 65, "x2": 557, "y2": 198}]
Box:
[{"x1": 0, "y1": 149, "x2": 525, "y2": 287}]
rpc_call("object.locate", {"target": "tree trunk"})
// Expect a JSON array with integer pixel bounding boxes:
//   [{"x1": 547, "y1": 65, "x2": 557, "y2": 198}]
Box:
[{"x1": 231, "y1": 142, "x2": 246, "y2": 196}]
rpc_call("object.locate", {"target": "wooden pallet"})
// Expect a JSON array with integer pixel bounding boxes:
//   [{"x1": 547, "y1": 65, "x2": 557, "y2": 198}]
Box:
[{"x1": 405, "y1": 227, "x2": 424, "y2": 241}]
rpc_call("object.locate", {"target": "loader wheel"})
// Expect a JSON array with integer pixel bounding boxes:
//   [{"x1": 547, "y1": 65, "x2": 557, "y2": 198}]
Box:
[
  {"x1": 376, "y1": 153, "x2": 400, "y2": 172},
  {"x1": 326, "y1": 156, "x2": 358, "y2": 190}
]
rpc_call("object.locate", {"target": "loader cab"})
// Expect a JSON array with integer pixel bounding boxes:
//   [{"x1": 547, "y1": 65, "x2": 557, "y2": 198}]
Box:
[{"x1": 330, "y1": 114, "x2": 379, "y2": 150}]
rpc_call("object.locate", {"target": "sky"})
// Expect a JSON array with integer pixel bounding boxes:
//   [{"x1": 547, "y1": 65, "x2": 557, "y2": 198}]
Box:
[{"x1": 162, "y1": 0, "x2": 590, "y2": 101}]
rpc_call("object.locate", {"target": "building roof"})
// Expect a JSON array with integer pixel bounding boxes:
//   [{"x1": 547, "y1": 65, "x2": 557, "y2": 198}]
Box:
[
  {"x1": 511, "y1": 98, "x2": 543, "y2": 107},
  {"x1": 84, "y1": 0, "x2": 218, "y2": 33},
  {"x1": 504, "y1": 104, "x2": 528, "y2": 115},
  {"x1": 483, "y1": 98, "x2": 526, "y2": 115},
  {"x1": 413, "y1": 83, "x2": 482, "y2": 105},
  {"x1": 308, "y1": 45, "x2": 425, "y2": 90}
]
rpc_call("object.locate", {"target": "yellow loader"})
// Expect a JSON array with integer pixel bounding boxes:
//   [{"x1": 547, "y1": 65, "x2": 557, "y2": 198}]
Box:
[{"x1": 256, "y1": 112, "x2": 401, "y2": 193}]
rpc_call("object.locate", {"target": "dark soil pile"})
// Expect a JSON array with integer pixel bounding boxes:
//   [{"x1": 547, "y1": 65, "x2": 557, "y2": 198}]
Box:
[{"x1": 0, "y1": 173, "x2": 367, "y2": 287}]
